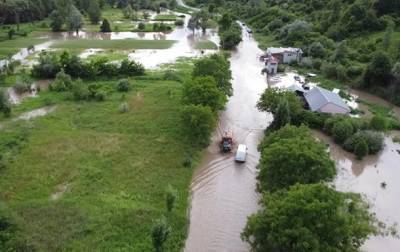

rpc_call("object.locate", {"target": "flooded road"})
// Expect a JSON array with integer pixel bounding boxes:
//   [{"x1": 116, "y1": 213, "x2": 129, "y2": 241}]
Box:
[{"x1": 185, "y1": 27, "x2": 271, "y2": 252}]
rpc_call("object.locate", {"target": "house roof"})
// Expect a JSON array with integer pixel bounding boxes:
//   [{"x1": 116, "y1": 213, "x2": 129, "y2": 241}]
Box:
[
  {"x1": 266, "y1": 47, "x2": 303, "y2": 55},
  {"x1": 304, "y1": 87, "x2": 350, "y2": 112},
  {"x1": 287, "y1": 84, "x2": 306, "y2": 93}
]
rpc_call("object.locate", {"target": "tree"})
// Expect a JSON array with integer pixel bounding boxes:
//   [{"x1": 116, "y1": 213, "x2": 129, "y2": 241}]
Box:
[
  {"x1": 271, "y1": 98, "x2": 290, "y2": 129},
  {"x1": 242, "y1": 184, "x2": 377, "y2": 252},
  {"x1": 219, "y1": 13, "x2": 233, "y2": 31},
  {"x1": 152, "y1": 217, "x2": 171, "y2": 252},
  {"x1": 257, "y1": 88, "x2": 303, "y2": 123},
  {"x1": 88, "y1": 0, "x2": 101, "y2": 24},
  {"x1": 138, "y1": 22, "x2": 145, "y2": 30},
  {"x1": 7, "y1": 29, "x2": 15, "y2": 40},
  {"x1": 393, "y1": 62, "x2": 400, "y2": 80},
  {"x1": 100, "y1": 18, "x2": 111, "y2": 32},
  {"x1": 50, "y1": 10, "x2": 64, "y2": 32},
  {"x1": 188, "y1": 15, "x2": 200, "y2": 34},
  {"x1": 257, "y1": 127, "x2": 336, "y2": 192},
  {"x1": 219, "y1": 24, "x2": 242, "y2": 50},
  {"x1": 192, "y1": 53, "x2": 232, "y2": 96},
  {"x1": 308, "y1": 41, "x2": 325, "y2": 58},
  {"x1": 165, "y1": 185, "x2": 177, "y2": 212},
  {"x1": 66, "y1": 6, "x2": 84, "y2": 34},
  {"x1": 181, "y1": 105, "x2": 215, "y2": 146},
  {"x1": 363, "y1": 51, "x2": 393, "y2": 87},
  {"x1": 182, "y1": 76, "x2": 226, "y2": 112},
  {"x1": 197, "y1": 9, "x2": 209, "y2": 34}
]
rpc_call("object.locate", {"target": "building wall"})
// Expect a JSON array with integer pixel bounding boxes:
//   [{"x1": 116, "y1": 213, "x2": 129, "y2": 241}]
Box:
[
  {"x1": 319, "y1": 103, "x2": 349, "y2": 114},
  {"x1": 283, "y1": 52, "x2": 300, "y2": 64},
  {"x1": 266, "y1": 62, "x2": 278, "y2": 74}
]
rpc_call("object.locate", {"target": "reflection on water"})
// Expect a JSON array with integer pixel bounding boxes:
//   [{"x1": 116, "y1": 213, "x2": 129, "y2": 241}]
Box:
[
  {"x1": 313, "y1": 130, "x2": 400, "y2": 251},
  {"x1": 185, "y1": 26, "x2": 271, "y2": 252}
]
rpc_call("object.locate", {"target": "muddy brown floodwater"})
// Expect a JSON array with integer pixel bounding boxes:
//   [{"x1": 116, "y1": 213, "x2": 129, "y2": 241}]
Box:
[
  {"x1": 313, "y1": 130, "x2": 400, "y2": 251},
  {"x1": 185, "y1": 26, "x2": 272, "y2": 252}
]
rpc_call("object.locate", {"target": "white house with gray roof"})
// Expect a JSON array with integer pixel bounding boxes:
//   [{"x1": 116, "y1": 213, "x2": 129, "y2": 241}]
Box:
[
  {"x1": 266, "y1": 47, "x2": 303, "y2": 64},
  {"x1": 304, "y1": 87, "x2": 350, "y2": 115}
]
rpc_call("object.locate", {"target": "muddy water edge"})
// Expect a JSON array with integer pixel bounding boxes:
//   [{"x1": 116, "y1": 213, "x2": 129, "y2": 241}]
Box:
[{"x1": 184, "y1": 27, "x2": 272, "y2": 252}]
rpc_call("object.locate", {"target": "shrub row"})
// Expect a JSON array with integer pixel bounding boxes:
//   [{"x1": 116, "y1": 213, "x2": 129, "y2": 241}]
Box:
[{"x1": 32, "y1": 51, "x2": 145, "y2": 79}]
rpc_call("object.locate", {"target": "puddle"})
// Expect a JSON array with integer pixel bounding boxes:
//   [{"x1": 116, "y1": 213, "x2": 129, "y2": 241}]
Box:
[
  {"x1": 185, "y1": 26, "x2": 271, "y2": 252},
  {"x1": 16, "y1": 106, "x2": 56, "y2": 121},
  {"x1": 312, "y1": 130, "x2": 400, "y2": 251},
  {"x1": 7, "y1": 80, "x2": 51, "y2": 104},
  {"x1": 79, "y1": 48, "x2": 105, "y2": 59}
]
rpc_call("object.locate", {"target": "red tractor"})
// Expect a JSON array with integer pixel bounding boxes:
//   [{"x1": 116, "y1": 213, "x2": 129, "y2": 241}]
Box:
[{"x1": 220, "y1": 131, "x2": 234, "y2": 153}]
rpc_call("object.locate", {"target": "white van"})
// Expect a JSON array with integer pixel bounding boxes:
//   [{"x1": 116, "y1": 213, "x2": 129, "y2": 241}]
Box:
[{"x1": 235, "y1": 144, "x2": 247, "y2": 163}]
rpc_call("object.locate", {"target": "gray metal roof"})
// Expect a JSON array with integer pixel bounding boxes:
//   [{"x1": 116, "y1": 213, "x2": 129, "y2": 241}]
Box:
[
  {"x1": 304, "y1": 87, "x2": 350, "y2": 112},
  {"x1": 266, "y1": 47, "x2": 303, "y2": 54}
]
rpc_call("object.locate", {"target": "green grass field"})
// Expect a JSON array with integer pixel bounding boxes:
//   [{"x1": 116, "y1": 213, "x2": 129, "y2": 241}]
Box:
[
  {"x1": 195, "y1": 40, "x2": 218, "y2": 50},
  {"x1": 0, "y1": 64, "x2": 201, "y2": 250},
  {"x1": 154, "y1": 14, "x2": 178, "y2": 21},
  {"x1": 50, "y1": 39, "x2": 176, "y2": 50},
  {"x1": 0, "y1": 34, "x2": 46, "y2": 60}
]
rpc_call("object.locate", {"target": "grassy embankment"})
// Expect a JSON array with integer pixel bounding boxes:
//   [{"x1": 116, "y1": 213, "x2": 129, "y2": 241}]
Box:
[{"x1": 0, "y1": 59, "x2": 203, "y2": 250}]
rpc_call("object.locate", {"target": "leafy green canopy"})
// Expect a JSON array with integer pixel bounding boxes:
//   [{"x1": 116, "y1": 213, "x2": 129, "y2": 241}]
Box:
[
  {"x1": 192, "y1": 53, "x2": 233, "y2": 96},
  {"x1": 257, "y1": 125, "x2": 336, "y2": 192},
  {"x1": 242, "y1": 183, "x2": 377, "y2": 252}
]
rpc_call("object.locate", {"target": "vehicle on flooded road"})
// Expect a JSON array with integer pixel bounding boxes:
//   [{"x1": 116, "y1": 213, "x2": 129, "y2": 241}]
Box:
[
  {"x1": 235, "y1": 144, "x2": 247, "y2": 163},
  {"x1": 220, "y1": 131, "x2": 234, "y2": 152}
]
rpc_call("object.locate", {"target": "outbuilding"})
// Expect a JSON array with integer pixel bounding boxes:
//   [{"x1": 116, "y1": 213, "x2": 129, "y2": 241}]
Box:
[
  {"x1": 264, "y1": 55, "x2": 279, "y2": 75},
  {"x1": 304, "y1": 87, "x2": 350, "y2": 114},
  {"x1": 266, "y1": 47, "x2": 303, "y2": 64}
]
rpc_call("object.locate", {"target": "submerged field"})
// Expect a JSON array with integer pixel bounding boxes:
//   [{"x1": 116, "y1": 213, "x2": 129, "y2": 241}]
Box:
[
  {"x1": 0, "y1": 64, "x2": 200, "y2": 250},
  {"x1": 51, "y1": 39, "x2": 177, "y2": 50}
]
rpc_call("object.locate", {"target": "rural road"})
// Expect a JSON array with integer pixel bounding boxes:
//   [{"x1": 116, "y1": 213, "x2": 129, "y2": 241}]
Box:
[{"x1": 184, "y1": 24, "x2": 272, "y2": 251}]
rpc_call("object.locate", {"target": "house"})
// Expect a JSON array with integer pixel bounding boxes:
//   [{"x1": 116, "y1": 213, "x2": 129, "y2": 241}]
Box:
[
  {"x1": 266, "y1": 47, "x2": 303, "y2": 64},
  {"x1": 304, "y1": 87, "x2": 350, "y2": 115},
  {"x1": 265, "y1": 55, "x2": 279, "y2": 75}
]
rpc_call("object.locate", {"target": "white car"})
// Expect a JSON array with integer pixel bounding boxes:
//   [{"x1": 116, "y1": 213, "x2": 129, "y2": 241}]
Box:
[{"x1": 235, "y1": 144, "x2": 247, "y2": 163}]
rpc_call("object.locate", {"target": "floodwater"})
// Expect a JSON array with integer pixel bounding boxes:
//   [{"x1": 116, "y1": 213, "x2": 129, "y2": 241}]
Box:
[
  {"x1": 0, "y1": 11, "x2": 218, "y2": 70},
  {"x1": 185, "y1": 26, "x2": 272, "y2": 252},
  {"x1": 7, "y1": 79, "x2": 51, "y2": 104},
  {"x1": 313, "y1": 130, "x2": 400, "y2": 251},
  {"x1": 15, "y1": 106, "x2": 56, "y2": 121},
  {"x1": 269, "y1": 70, "x2": 400, "y2": 251}
]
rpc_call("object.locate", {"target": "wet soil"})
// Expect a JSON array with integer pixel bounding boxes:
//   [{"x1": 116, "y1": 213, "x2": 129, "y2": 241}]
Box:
[{"x1": 185, "y1": 26, "x2": 272, "y2": 252}]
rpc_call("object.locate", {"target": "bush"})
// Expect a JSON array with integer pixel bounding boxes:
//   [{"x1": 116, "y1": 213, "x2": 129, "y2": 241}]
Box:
[
  {"x1": 369, "y1": 115, "x2": 388, "y2": 131},
  {"x1": 163, "y1": 70, "x2": 181, "y2": 81},
  {"x1": 32, "y1": 53, "x2": 61, "y2": 78},
  {"x1": 71, "y1": 80, "x2": 89, "y2": 101},
  {"x1": 138, "y1": 22, "x2": 145, "y2": 30},
  {"x1": 344, "y1": 130, "x2": 384, "y2": 154},
  {"x1": 119, "y1": 59, "x2": 145, "y2": 76},
  {"x1": 174, "y1": 19, "x2": 184, "y2": 26},
  {"x1": 0, "y1": 89, "x2": 11, "y2": 117},
  {"x1": 51, "y1": 70, "x2": 73, "y2": 92},
  {"x1": 332, "y1": 120, "x2": 354, "y2": 144},
  {"x1": 219, "y1": 23, "x2": 242, "y2": 50},
  {"x1": 152, "y1": 217, "x2": 170, "y2": 252},
  {"x1": 354, "y1": 139, "x2": 369, "y2": 159},
  {"x1": 117, "y1": 79, "x2": 131, "y2": 92},
  {"x1": 165, "y1": 185, "x2": 177, "y2": 212}
]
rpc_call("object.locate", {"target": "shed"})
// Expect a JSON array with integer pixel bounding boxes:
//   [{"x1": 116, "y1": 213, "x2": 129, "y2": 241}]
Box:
[
  {"x1": 304, "y1": 87, "x2": 350, "y2": 114},
  {"x1": 266, "y1": 47, "x2": 303, "y2": 64}
]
